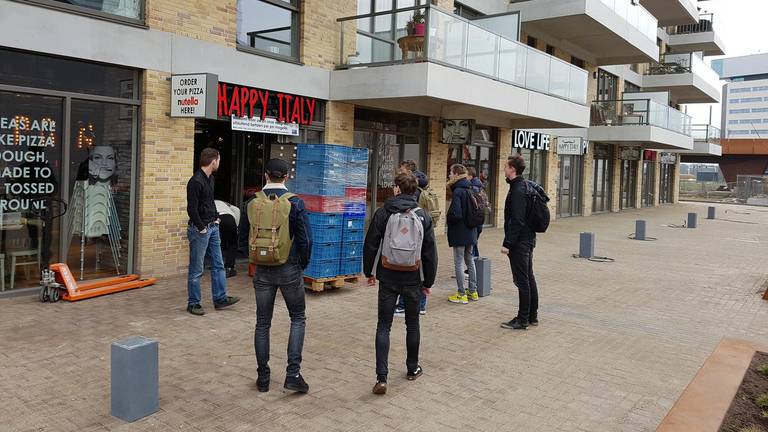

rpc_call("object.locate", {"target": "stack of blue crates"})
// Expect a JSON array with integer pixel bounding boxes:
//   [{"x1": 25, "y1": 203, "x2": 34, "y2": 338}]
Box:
[{"x1": 295, "y1": 144, "x2": 369, "y2": 279}]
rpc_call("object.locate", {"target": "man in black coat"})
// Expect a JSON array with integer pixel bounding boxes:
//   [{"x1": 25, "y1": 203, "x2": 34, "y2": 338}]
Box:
[
  {"x1": 500, "y1": 155, "x2": 539, "y2": 330},
  {"x1": 363, "y1": 172, "x2": 438, "y2": 395},
  {"x1": 446, "y1": 164, "x2": 479, "y2": 304}
]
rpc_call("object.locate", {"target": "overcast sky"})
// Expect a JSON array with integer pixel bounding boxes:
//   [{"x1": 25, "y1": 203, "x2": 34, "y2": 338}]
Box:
[{"x1": 684, "y1": 0, "x2": 768, "y2": 124}]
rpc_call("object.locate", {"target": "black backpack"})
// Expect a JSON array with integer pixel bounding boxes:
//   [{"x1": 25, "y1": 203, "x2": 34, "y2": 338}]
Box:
[
  {"x1": 524, "y1": 180, "x2": 550, "y2": 233},
  {"x1": 464, "y1": 188, "x2": 486, "y2": 228}
]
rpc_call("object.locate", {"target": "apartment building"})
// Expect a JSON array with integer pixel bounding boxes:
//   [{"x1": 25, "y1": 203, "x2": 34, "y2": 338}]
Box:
[
  {"x1": 713, "y1": 53, "x2": 768, "y2": 139},
  {"x1": 0, "y1": 0, "x2": 592, "y2": 294}
]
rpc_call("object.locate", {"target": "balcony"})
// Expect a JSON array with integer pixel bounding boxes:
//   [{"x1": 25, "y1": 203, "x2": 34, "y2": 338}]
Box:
[
  {"x1": 508, "y1": 0, "x2": 659, "y2": 65},
  {"x1": 642, "y1": 53, "x2": 722, "y2": 103},
  {"x1": 684, "y1": 125, "x2": 722, "y2": 156},
  {"x1": 588, "y1": 99, "x2": 694, "y2": 150},
  {"x1": 640, "y1": 0, "x2": 698, "y2": 26},
  {"x1": 331, "y1": 5, "x2": 589, "y2": 129},
  {"x1": 668, "y1": 14, "x2": 727, "y2": 56}
]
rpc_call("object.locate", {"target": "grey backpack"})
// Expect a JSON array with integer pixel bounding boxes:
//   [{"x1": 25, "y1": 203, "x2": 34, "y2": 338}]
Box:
[{"x1": 381, "y1": 208, "x2": 424, "y2": 271}]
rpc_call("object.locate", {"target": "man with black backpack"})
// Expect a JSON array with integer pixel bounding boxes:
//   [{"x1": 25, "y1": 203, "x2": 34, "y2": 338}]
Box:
[
  {"x1": 446, "y1": 164, "x2": 482, "y2": 304},
  {"x1": 246, "y1": 159, "x2": 312, "y2": 394},
  {"x1": 363, "y1": 172, "x2": 437, "y2": 395},
  {"x1": 500, "y1": 155, "x2": 549, "y2": 330}
]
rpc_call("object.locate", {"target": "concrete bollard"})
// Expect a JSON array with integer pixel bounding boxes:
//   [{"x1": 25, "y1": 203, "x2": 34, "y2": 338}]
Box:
[
  {"x1": 111, "y1": 336, "x2": 159, "y2": 422},
  {"x1": 579, "y1": 232, "x2": 595, "y2": 258},
  {"x1": 687, "y1": 213, "x2": 698, "y2": 229},
  {"x1": 635, "y1": 220, "x2": 646, "y2": 241},
  {"x1": 474, "y1": 257, "x2": 491, "y2": 297},
  {"x1": 707, "y1": 206, "x2": 716, "y2": 220}
]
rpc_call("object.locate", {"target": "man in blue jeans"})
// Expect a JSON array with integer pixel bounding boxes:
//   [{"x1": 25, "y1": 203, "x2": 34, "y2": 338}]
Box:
[
  {"x1": 186, "y1": 148, "x2": 240, "y2": 316},
  {"x1": 244, "y1": 159, "x2": 313, "y2": 394}
]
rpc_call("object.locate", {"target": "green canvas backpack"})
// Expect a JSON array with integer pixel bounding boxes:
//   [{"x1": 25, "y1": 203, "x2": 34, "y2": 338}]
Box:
[{"x1": 248, "y1": 191, "x2": 295, "y2": 266}]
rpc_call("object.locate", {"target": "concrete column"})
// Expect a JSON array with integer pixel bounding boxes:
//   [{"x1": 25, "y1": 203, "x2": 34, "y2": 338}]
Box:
[
  {"x1": 634, "y1": 159, "x2": 643, "y2": 209},
  {"x1": 324, "y1": 102, "x2": 355, "y2": 146},
  {"x1": 673, "y1": 158, "x2": 681, "y2": 203},
  {"x1": 582, "y1": 142, "x2": 594, "y2": 217},
  {"x1": 494, "y1": 129, "x2": 512, "y2": 227},
  {"x1": 653, "y1": 159, "x2": 661, "y2": 207},
  {"x1": 611, "y1": 148, "x2": 622, "y2": 213},
  {"x1": 546, "y1": 150, "x2": 560, "y2": 221},
  {"x1": 425, "y1": 118, "x2": 448, "y2": 235}
]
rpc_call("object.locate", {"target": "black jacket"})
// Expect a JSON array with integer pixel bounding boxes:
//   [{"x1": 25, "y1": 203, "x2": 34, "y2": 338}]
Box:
[
  {"x1": 240, "y1": 187, "x2": 313, "y2": 269},
  {"x1": 503, "y1": 176, "x2": 536, "y2": 249},
  {"x1": 187, "y1": 169, "x2": 219, "y2": 231},
  {"x1": 413, "y1": 170, "x2": 429, "y2": 201},
  {"x1": 363, "y1": 194, "x2": 437, "y2": 288},
  {"x1": 446, "y1": 177, "x2": 478, "y2": 247}
]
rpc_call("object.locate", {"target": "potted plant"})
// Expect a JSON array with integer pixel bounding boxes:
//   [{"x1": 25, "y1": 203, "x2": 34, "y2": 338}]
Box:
[{"x1": 410, "y1": 10, "x2": 425, "y2": 36}]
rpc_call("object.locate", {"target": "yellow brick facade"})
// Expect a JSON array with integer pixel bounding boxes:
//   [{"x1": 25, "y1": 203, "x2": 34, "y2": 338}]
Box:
[{"x1": 146, "y1": 0, "x2": 236, "y2": 46}]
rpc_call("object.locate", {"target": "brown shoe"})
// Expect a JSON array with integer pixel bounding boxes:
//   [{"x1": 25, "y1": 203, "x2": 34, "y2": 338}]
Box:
[{"x1": 372, "y1": 381, "x2": 387, "y2": 395}]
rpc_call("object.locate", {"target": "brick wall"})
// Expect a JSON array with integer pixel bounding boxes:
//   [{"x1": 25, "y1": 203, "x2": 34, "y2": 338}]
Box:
[
  {"x1": 653, "y1": 159, "x2": 661, "y2": 206},
  {"x1": 301, "y1": 0, "x2": 356, "y2": 69},
  {"x1": 425, "y1": 119, "x2": 448, "y2": 235},
  {"x1": 146, "y1": 0, "x2": 236, "y2": 47},
  {"x1": 494, "y1": 129, "x2": 511, "y2": 227},
  {"x1": 582, "y1": 143, "x2": 594, "y2": 217},
  {"x1": 136, "y1": 70, "x2": 195, "y2": 277},
  {"x1": 611, "y1": 151, "x2": 622, "y2": 212},
  {"x1": 325, "y1": 102, "x2": 355, "y2": 146}
]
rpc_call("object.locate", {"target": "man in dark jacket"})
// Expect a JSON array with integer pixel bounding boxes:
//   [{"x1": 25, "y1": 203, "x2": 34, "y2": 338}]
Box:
[
  {"x1": 185, "y1": 148, "x2": 239, "y2": 316},
  {"x1": 395, "y1": 160, "x2": 430, "y2": 315},
  {"x1": 500, "y1": 155, "x2": 539, "y2": 330},
  {"x1": 249, "y1": 158, "x2": 313, "y2": 394},
  {"x1": 446, "y1": 164, "x2": 479, "y2": 304},
  {"x1": 364, "y1": 172, "x2": 437, "y2": 395}
]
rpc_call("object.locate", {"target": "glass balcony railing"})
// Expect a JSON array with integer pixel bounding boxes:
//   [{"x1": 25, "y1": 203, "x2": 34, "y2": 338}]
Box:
[
  {"x1": 645, "y1": 53, "x2": 722, "y2": 89},
  {"x1": 670, "y1": 13, "x2": 715, "y2": 35},
  {"x1": 590, "y1": 99, "x2": 693, "y2": 136},
  {"x1": 692, "y1": 125, "x2": 721, "y2": 143},
  {"x1": 598, "y1": 0, "x2": 658, "y2": 42},
  {"x1": 337, "y1": 5, "x2": 589, "y2": 105}
]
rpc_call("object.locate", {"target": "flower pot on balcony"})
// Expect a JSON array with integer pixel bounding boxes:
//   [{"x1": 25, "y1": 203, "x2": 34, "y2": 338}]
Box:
[{"x1": 414, "y1": 23, "x2": 425, "y2": 36}]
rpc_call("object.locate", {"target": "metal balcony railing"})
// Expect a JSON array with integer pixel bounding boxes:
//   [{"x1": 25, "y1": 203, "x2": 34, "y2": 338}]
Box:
[
  {"x1": 597, "y1": 0, "x2": 658, "y2": 42},
  {"x1": 645, "y1": 53, "x2": 721, "y2": 88},
  {"x1": 337, "y1": 5, "x2": 589, "y2": 105},
  {"x1": 692, "y1": 125, "x2": 721, "y2": 143},
  {"x1": 590, "y1": 99, "x2": 693, "y2": 136},
  {"x1": 670, "y1": 13, "x2": 715, "y2": 35}
]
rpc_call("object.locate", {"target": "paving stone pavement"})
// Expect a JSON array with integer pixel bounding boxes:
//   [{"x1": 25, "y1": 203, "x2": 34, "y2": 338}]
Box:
[{"x1": 2, "y1": 202, "x2": 768, "y2": 432}]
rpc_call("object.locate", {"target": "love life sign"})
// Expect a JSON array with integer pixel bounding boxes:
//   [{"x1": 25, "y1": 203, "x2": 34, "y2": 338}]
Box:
[{"x1": 512, "y1": 130, "x2": 551, "y2": 151}]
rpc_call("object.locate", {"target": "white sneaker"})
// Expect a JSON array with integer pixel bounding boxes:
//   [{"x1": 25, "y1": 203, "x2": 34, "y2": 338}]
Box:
[
  {"x1": 419, "y1": 309, "x2": 426, "y2": 316},
  {"x1": 394, "y1": 308, "x2": 405, "y2": 317}
]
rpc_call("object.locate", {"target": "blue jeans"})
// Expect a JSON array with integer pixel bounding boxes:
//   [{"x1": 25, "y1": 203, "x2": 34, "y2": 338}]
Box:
[
  {"x1": 253, "y1": 261, "x2": 306, "y2": 377},
  {"x1": 187, "y1": 224, "x2": 228, "y2": 306},
  {"x1": 396, "y1": 292, "x2": 427, "y2": 311}
]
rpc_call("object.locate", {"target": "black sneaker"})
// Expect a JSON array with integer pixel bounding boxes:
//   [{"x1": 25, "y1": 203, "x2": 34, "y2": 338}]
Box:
[
  {"x1": 187, "y1": 304, "x2": 205, "y2": 316},
  {"x1": 284, "y1": 374, "x2": 309, "y2": 393},
  {"x1": 214, "y1": 296, "x2": 240, "y2": 310},
  {"x1": 407, "y1": 366, "x2": 423, "y2": 381},
  {"x1": 500, "y1": 317, "x2": 528, "y2": 330},
  {"x1": 257, "y1": 376, "x2": 270, "y2": 393},
  {"x1": 225, "y1": 268, "x2": 237, "y2": 278},
  {"x1": 529, "y1": 318, "x2": 539, "y2": 327}
]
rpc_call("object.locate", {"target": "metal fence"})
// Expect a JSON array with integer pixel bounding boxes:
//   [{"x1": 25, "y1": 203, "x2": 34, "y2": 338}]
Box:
[{"x1": 679, "y1": 176, "x2": 768, "y2": 205}]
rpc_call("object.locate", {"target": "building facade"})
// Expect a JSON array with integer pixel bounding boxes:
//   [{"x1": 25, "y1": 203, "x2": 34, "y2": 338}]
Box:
[{"x1": 0, "y1": 0, "x2": 723, "y2": 294}]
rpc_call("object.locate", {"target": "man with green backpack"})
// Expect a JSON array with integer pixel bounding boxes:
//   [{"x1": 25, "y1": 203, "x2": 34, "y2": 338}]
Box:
[{"x1": 246, "y1": 159, "x2": 312, "y2": 394}]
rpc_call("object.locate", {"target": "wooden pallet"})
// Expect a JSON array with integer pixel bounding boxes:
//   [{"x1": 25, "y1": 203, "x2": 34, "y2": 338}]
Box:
[{"x1": 304, "y1": 274, "x2": 361, "y2": 292}]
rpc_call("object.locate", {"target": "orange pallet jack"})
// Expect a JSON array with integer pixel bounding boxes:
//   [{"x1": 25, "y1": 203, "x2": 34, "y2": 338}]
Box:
[{"x1": 39, "y1": 263, "x2": 157, "y2": 302}]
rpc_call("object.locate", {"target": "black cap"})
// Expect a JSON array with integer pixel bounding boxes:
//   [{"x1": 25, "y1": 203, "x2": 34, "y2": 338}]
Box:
[{"x1": 265, "y1": 158, "x2": 290, "y2": 179}]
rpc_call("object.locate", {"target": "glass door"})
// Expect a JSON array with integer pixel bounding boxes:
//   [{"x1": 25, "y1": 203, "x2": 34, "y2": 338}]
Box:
[
  {"x1": 641, "y1": 160, "x2": 655, "y2": 208},
  {"x1": 557, "y1": 155, "x2": 583, "y2": 218},
  {"x1": 660, "y1": 163, "x2": 674, "y2": 204},
  {"x1": 620, "y1": 160, "x2": 637, "y2": 210},
  {"x1": 592, "y1": 158, "x2": 611, "y2": 213}
]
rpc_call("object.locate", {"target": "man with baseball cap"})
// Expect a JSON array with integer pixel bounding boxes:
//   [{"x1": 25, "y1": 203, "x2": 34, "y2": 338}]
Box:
[{"x1": 244, "y1": 158, "x2": 313, "y2": 394}]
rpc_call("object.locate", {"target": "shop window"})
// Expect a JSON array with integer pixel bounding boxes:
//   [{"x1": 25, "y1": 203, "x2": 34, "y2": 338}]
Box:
[
  {"x1": 237, "y1": 0, "x2": 300, "y2": 60},
  {"x1": 18, "y1": 0, "x2": 144, "y2": 22}
]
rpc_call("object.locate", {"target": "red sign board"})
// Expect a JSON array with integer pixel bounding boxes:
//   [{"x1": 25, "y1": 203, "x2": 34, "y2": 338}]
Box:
[{"x1": 217, "y1": 83, "x2": 317, "y2": 126}]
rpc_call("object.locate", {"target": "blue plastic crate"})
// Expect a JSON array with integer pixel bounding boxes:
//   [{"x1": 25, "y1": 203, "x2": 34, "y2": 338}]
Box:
[
  {"x1": 305, "y1": 258, "x2": 340, "y2": 279},
  {"x1": 342, "y1": 214, "x2": 365, "y2": 231},
  {"x1": 341, "y1": 242, "x2": 364, "y2": 259},
  {"x1": 297, "y1": 144, "x2": 346, "y2": 164},
  {"x1": 307, "y1": 212, "x2": 343, "y2": 226},
  {"x1": 295, "y1": 162, "x2": 344, "y2": 181},
  {"x1": 339, "y1": 257, "x2": 362, "y2": 276},
  {"x1": 344, "y1": 202, "x2": 367, "y2": 215},
  {"x1": 311, "y1": 242, "x2": 341, "y2": 260},
  {"x1": 347, "y1": 147, "x2": 369, "y2": 163},
  {"x1": 310, "y1": 224, "x2": 343, "y2": 242},
  {"x1": 295, "y1": 180, "x2": 345, "y2": 197},
  {"x1": 342, "y1": 228, "x2": 364, "y2": 242}
]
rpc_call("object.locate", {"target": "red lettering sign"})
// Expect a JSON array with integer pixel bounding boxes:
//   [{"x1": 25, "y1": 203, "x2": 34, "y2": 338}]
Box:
[{"x1": 217, "y1": 83, "x2": 319, "y2": 126}]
